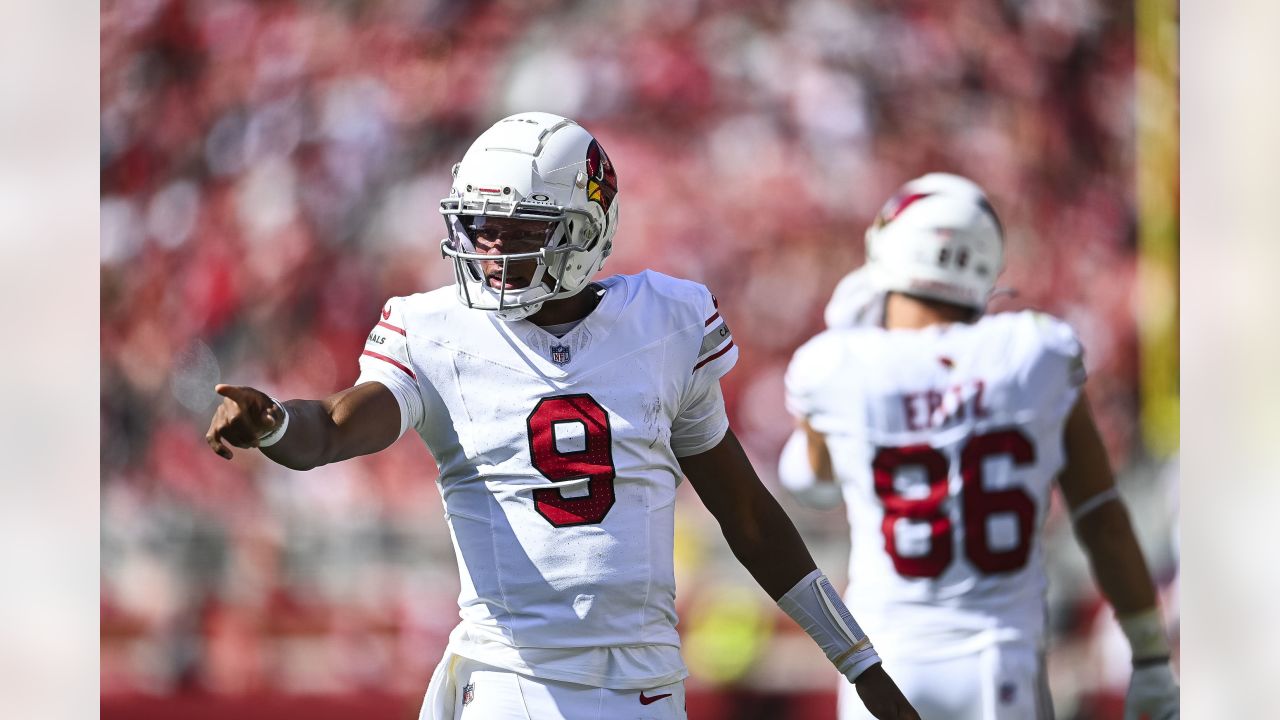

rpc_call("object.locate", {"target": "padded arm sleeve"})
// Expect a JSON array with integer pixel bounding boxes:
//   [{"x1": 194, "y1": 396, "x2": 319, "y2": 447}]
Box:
[{"x1": 778, "y1": 569, "x2": 882, "y2": 682}]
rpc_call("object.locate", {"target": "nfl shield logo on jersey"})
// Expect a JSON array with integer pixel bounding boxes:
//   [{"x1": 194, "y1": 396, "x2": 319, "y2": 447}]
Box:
[
  {"x1": 462, "y1": 682, "x2": 475, "y2": 706},
  {"x1": 550, "y1": 343, "x2": 571, "y2": 365}
]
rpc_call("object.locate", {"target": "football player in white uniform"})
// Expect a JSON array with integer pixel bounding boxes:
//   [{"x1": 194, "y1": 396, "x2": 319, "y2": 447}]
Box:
[
  {"x1": 780, "y1": 173, "x2": 1179, "y2": 720},
  {"x1": 206, "y1": 113, "x2": 918, "y2": 720}
]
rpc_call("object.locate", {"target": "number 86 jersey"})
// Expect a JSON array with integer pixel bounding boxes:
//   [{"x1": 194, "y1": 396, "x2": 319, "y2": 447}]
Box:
[
  {"x1": 355, "y1": 271, "x2": 737, "y2": 686},
  {"x1": 784, "y1": 311, "x2": 1086, "y2": 656}
]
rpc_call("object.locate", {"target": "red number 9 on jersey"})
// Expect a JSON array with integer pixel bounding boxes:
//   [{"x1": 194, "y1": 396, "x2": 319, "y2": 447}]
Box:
[{"x1": 526, "y1": 394, "x2": 617, "y2": 527}]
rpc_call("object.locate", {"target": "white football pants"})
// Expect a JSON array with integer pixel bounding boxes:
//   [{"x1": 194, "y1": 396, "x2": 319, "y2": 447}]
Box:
[
  {"x1": 419, "y1": 652, "x2": 686, "y2": 720},
  {"x1": 838, "y1": 642, "x2": 1052, "y2": 720}
]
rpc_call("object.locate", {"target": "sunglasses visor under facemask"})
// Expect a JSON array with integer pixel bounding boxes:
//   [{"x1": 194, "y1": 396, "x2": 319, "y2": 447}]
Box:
[
  {"x1": 459, "y1": 216, "x2": 557, "y2": 255},
  {"x1": 454, "y1": 215, "x2": 567, "y2": 292}
]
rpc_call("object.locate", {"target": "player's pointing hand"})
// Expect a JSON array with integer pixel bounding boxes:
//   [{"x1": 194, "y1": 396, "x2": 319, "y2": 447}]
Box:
[{"x1": 205, "y1": 384, "x2": 283, "y2": 460}]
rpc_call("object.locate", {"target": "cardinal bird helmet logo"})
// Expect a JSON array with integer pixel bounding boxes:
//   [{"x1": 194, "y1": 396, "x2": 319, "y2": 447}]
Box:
[{"x1": 584, "y1": 139, "x2": 618, "y2": 212}]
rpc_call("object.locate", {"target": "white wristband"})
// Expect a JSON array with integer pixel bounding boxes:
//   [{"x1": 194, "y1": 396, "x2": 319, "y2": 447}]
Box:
[
  {"x1": 778, "y1": 570, "x2": 881, "y2": 682},
  {"x1": 257, "y1": 399, "x2": 291, "y2": 447},
  {"x1": 1118, "y1": 607, "x2": 1172, "y2": 661},
  {"x1": 1070, "y1": 487, "x2": 1120, "y2": 523}
]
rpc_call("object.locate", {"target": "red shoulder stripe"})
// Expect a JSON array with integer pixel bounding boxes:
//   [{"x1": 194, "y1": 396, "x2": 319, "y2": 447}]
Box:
[
  {"x1": 704, "y1": 311, "x2": 720, "y2": 327},
  {"x1": 693, "y1": 340, "x2": 734, "y2": 372},
  {"x1": 376, "y1": 320, "x2": 406, "y2": 336},
  {"x1": 362, "y1": 350, "x2": 415, "y2": 379}
]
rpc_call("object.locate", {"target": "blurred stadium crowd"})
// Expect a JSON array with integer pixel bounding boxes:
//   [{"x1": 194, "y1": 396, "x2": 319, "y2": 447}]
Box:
[{"x1": 100, "y1": 0, "x2": 1177, "y2": 717}]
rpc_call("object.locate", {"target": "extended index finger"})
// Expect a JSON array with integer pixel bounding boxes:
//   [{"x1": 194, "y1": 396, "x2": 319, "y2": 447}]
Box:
[{"x1": 215, "y1": 384, "x2": 256, "y2": 406}]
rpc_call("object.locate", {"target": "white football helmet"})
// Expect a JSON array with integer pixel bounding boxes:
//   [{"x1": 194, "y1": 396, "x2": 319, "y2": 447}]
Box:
[
  {"x1": 864, "y1": 172, "x2": 1004, "y2": 310},
  {"x1": 440, "y1": 112, "x2": 620, "y2": 321}
]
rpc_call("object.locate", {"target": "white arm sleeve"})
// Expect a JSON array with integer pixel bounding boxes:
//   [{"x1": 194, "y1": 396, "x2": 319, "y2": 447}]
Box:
[
  {"x1": 778, "y1": 569, "x2": 881, "y2": 682},
  {"x1": 1026, "y1": 312, "x2": 1087, "y2": 423},
  {"x1": 778, "y1": 429, "x2": 845, "y2": 509}
]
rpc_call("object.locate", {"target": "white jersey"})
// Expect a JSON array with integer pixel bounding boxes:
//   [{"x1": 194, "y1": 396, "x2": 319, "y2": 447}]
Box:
[
  {"x1": 355, "y1": 271, "x2": 738, "y2": 688},
  {"x1": 784, "y1": 311, "x2": 1085, "y2": 658},
  {"x1": 823, "y1": 267, "x2": 885, "y2": 330}
]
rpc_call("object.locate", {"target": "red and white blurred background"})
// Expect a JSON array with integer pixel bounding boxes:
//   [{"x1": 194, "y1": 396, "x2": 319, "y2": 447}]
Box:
[{"x1": 99, "y1": 1, "x2": 1179, "y2": 718}]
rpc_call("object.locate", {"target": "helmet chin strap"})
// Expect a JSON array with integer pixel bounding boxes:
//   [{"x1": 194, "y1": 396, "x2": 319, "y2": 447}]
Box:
[
  {"x1": 491, "y1": 254, "x2": 572, "y2": 322},
  {"x1": 490, "y1": 255, "x2": 603, "y2": 323},
  {"x1": 495, "y1": 300, "x2": 545, "y2": 322}
]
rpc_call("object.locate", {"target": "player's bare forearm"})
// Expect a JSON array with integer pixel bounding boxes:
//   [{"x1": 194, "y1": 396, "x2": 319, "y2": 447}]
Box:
[
  {"x1": 681, "y1": 429, "x2": 818, "y2": 600},
  {"x1": 802, "y1": 418, "x2": 836, "y2": 482},
  {"x1": 1074, "y1": 501, "x2": 1158, "y2": 615},
  {"x1": 687, "y1": 434, "x2": 921, "y2": 719},
  {"x1": 1058, "y1": 395, "x2": 1159, "y2": 616},
  {"x1": 205, "y1": 382, "x2": 401, "y2": 470},
  {"x1": 723, "y1": 490, "x2": 819, "y2": 601}
]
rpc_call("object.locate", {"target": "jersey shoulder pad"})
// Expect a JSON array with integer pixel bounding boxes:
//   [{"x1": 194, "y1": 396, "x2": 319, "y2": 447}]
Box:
[
  {"x1": 391, "y1": 286, "x2": 466, "y2": 341},
  {"x1": 1011, "y1": 310, "x2": 1086, "y2": 387},
  {"x1": 824, "y1": 267, "x2": 884, "y2": 329},
  {"x1": 786, "y1": 330, "x2": 855, "y2": 411},
  {"x1": 624, "y1": 270, "x2": 711, "y2": 322},
  {"x1": 634, "y1": 271, "x2": 737, "y2": 376},
  {"x1": 615, "y1": 270, "x2": 728, "y2": 341},
  {"x1": 361, "y1": 295, "x2": 419, "y2": 382}
]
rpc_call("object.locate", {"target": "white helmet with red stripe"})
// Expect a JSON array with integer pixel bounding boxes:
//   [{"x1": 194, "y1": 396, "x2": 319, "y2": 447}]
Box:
[
  {"x1": 440, "y1": 112, "x2": 620, "y2": 321},
  {"x1": 864, "y1": 173, "x2": 1004, "y2": 310}
]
